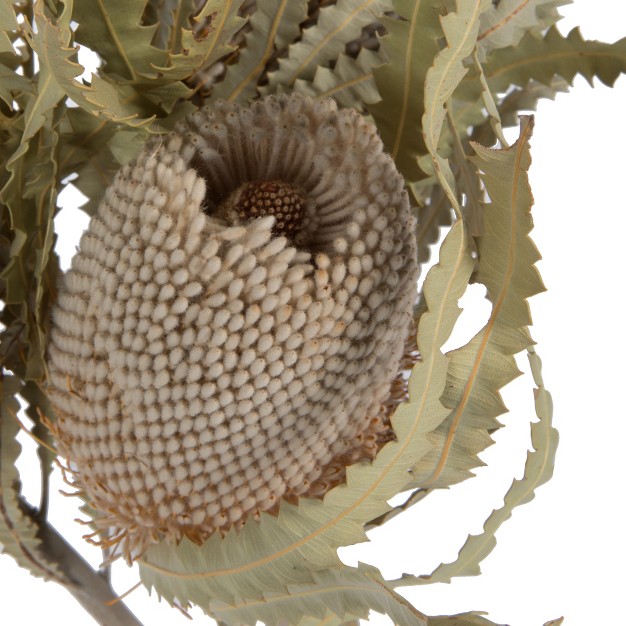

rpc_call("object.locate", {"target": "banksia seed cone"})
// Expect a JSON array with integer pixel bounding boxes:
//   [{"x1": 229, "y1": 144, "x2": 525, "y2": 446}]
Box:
[{"x1": 46, "y1": 94, "x2": 418, "y2": 559}]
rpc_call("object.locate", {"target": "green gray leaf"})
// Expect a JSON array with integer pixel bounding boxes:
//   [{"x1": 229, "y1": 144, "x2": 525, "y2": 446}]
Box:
[
  {"x1": 422, "y1": 0, "x2": 491, "y2": 211},
  {"x1": 209, "y1": 564, "x2": 427, "y2": 626},
  {"x1": 459, "y1": 26, "x2": 626, "y2": 101},
  {"x1": 411, "y1": 117, "x2": 544, "y2": 491},
  {"x1": 0, "y1": 0, "x2": 18, "y2": 53},
  {"x1": 157, "y1": 0, "x2": 246, "y2": 82},
  {"x1": 476, "y1": 0, "x2": 571, "y2": 60},
  {"x1": 25, "y1": 0, "x2": 158, "y2": 128},
  {"x1": 398, "y1": 345, "x2": 557, "y2": 586},
  {"x1": 212, "y1": 0, "x2": 309, "y2": 102},
  {"x1": 369, "y1": 0, "x2": 443, "y2": 182},
  {"x1": 429, "y1": 612, "x2": 508, "y2": 626},
  {"x1": 267, "y1": 0, "x2": 391, "y2": 91},
  {"x1": 0, "y1": 375, "x2": 68, "y2": 582},
  {"x1": 292, "y1": 48, "x2": 383, "y2": 112},
  {"x1": 72, "y1": 0, "x2": 167, "y2": 81}
]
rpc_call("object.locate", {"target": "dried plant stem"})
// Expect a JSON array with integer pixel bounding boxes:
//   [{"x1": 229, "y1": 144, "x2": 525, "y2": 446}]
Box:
[{"x1": 37, "y1": 522, "x2": 144, "y2": 626}]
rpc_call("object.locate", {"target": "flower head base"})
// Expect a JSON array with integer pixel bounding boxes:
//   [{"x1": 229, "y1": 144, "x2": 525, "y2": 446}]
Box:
[{"x1": 46, "y1": 94, "x2": 418, "y2": 559}]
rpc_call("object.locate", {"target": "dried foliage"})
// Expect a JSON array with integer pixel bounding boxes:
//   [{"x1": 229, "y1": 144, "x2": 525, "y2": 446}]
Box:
[{"x1": 0, "y1": 0, "x2": 623, "y2": 625}]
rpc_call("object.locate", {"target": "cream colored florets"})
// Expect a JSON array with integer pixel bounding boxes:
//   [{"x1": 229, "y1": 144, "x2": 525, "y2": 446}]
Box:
[{"x1": 46, "y1": 94, "x2": 418, "y2": 558}]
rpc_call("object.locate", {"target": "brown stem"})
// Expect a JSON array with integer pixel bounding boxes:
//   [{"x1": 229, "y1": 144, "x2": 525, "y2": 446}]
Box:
[{"x1": 37, "y1": 522, "x2": 144, "y2": 626}]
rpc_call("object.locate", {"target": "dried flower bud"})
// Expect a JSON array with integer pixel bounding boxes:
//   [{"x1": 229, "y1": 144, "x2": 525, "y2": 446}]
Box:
[{"x1": 46, "y1": 94, "x2": 418, "y2": 559}]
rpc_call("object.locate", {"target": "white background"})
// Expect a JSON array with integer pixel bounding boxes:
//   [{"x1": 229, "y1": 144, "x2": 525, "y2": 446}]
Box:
[{"x1": 1, "y1": 2, "x2": 625, "y2": 624}]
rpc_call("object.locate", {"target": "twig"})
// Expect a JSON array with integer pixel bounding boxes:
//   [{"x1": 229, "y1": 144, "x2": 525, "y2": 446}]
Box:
[{"x1": 36, "y1": 522, "x2": 145, "y2": 626}]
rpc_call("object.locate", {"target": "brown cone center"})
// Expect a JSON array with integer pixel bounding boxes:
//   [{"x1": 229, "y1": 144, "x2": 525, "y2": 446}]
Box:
[{"x1": 219, "y1": 179, "x2": 305, "y2": 239}]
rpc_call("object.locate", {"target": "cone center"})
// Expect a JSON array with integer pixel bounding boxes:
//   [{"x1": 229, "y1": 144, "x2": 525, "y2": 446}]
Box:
[{"x1": 218, "y1": 179, "x2": 305, "y2": 238}]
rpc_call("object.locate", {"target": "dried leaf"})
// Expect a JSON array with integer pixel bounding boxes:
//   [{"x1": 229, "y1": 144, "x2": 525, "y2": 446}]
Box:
[
  {"x1": 422, "y1": 0, "x2": 491, "y2": 210},
  {"x1": 459, "y1": 26, "x2": 626, "y2": 100},
  {"x1": 267, "y1": 0, "x2": 391, "y2": 91},
  {"x1": 0, "y1": 375, "x2": 68, "y2": 582},
  {"x1": 471, "y1": 76, "x2": 569, "y2": 147},
  {"x1": 412, "y1": 182, "x2": 454, "y2": 268},
  {"x1": 142, "y1": 0, "x2": 197, "y2": 51},
  {"x1": 59, "y1": 108, "x2": 150, "y2": 214},
  {"x1": 209, "y1": 564, "x2": 427, "y2": 626},
  {"x1": 1, "y1": 117, "x2": 61, "y2": 380},
  {"x1": 21, "y1": 380, "x2": 59, "y2": 499},
  {"x1": 400, "y1": 345, "x2": 557, "y2": 585},
  {"x1": 0, "y1": 60, "x2": 33, "y2": 108},
  {"x1": 429, "y1": 612, "x2": 508, "y2": 626},
  {"x1": 411, "y1": 117, "x2": 544, "y2": 490},
  {"x1": 369, "y1": 0, "x2": 443, "y2": 182},
  {"x1": 447, "y1": 106, "x2": 483, "y2": 237},
  {"x1": 212, "y1": 0, "x2": 309, "y2": 102},
  {"x1": 157, "y1": 0, "x2": 246, "y2": 82},
  {"x1": 292, "y1": 48, "x2": 383, "y2": 112},
  {"x1": 72, "y1": 0, "x2": 168, "y2": 81},
  {"x1": 294, "y1": 612, "x2": 361, "y2": 626},
  {"x1": 0, "y1": 0, "x2": 18, "y2": 54},
  {"x1": 21, "y1": 1, "x2": 73, "y2": 142},
  {"x1": 24, "y1": 0, "x2": 158, "y2": 128},
  {"x1": 476, "y1": 0, "x2": 571, "y2": 60}
]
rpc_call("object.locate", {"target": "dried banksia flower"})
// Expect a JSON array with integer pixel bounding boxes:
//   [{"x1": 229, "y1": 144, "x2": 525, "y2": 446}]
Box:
[{"x1": 46, "y1": 94, "x2": 418, "y2": 558}]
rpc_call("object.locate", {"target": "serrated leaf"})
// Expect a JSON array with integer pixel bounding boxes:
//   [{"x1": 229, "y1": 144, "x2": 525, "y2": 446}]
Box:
[
  {"x1": 20, "y1": 1, "x2": 72, "y2": 142},
  {"x1": 369, "y1": 0, "x2": 443, "y2": 182},
  {"x1": 398, "y1": 345, "x2": 557, "y2": 586},
  {"x1": 0, "y1": 375, "x2": 67, "y2": 582},
  {"x1": 410, "y1": 0, "x2": 494, "y2": 269},
  {"x1": 411, "y1": 182, "x2": 454, "y2": 268},
  {"x1": 422, "y1": 0, "x2": 491, "y2": 208},
  {"x1": 70, "y1": 0, "x2": 194, "y2": 113},
  {"x1": 82, "y1": 74, "x2": 160, "y2": 127},
  {"x1": 142, "y1": 0, "x2": 196, "y2": 51},
  {"x1": 0, "y1": 0, "x2": 18, "y2": 53},
  {"x1": 0, "y1": 60, "x2": 33, "y2": 108},
  {"x1": 417, "y1": 93, "x2": 488, "y2": 182},
  {"x1": 459, "y1": 26, "x2": 626, "y2": 101},
  {"x1": 1, "y1": 117, "x2": 61, "y2": 380},
  {"x1": 476, "y1": 0, "x2": 571, "y2": 60},
  {"x1": 471, "y1": 76, "x2": 569, "y2": 147},
  {"x1": 292, "y1": 48, "x2": 383, "y2": 112},
  {"x1": 446, "y1": 100, "x2": 487, "y2": 237},
  {"x1": 24, "y1": 0, "x2": 157, "y2": 128},
  {"x1": 294, "y1": 612, "x2": 360, "y2": 626},
  {"x1": 266, "y1": 0, "x2": 391, "y2": 92},
  {"x1": 209, "y1": 564, "x2": 427, "y2": 626},
  {"x1": 138, "y1": 219, "x2": 474, "y2": 614},
  {"x1": 429, "y1": 612, "x2": 507, "y2": 626},
  {"x1": 72, "y1": 0, "x2": 167, "y2": 81},
  {"x1": 411, "y1": 117, "x2": 544, "y2": 492},
  {"x1": 212, "y1": 0, "x2": 308, "y2": 102},
  {"x1": 157, "y1": 0, "x2": 246, "y2": 82},
  {"x1": 20, "y1": 380, "x2": 59, "y2": 503},
  {"x1": 497, "y1": 76, "x2": 569, "y2": 125},
  {"x1": 58, "y1": 108, "x2": 150, "y2": 214}
]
